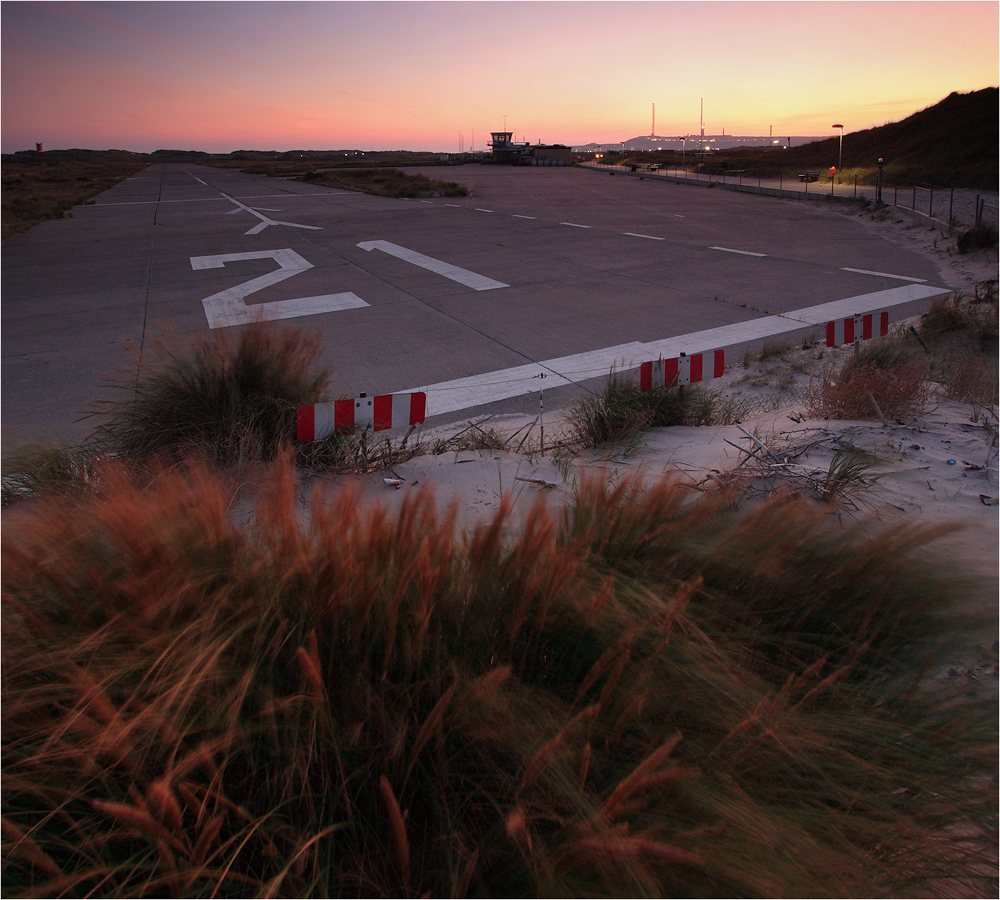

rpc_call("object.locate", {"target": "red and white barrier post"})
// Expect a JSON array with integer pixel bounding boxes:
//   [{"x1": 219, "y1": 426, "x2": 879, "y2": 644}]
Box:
[
  {"x1": 826, "y1": 311, "x2": 889, "y2": 355},
  {"x1": 640, "y1": 349, "x2": 725, "y2": 391},
  {"x1": 297, "y1": 392, "x2": 427, "y2": 441}
]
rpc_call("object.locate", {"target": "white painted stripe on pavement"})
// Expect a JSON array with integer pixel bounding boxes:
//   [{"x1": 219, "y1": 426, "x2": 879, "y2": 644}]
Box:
[
  {"x1": 402, "y1": 283, "x2": 950, "y2": 417},
  {"x1": 561, "y1": 222, "x2": 591, "y2": 228},
  {"x1": 476, "y1": 208, "x2": 494, "y2": 213},
  {"x1": 92, "y1": 197, "x2": 231, "y2": 206},
  {"x1": 92, "y1": 192, "x2": 349, "y2": 207},
  {"x1": 711, "y1": 246, "x2": 767, "y2": 257},
  {"x1": 624, "y1": 232, "x2": 665, "y2": 240},
  {"x1": 513, "y1": 214, "x2": 537, "y2": 219},
  {"x1": 840, "y1": 267, "x2": 927, "y2": 283},
  {"x1": 356, "y1": 240, "x2": 509, "y2": 291}
]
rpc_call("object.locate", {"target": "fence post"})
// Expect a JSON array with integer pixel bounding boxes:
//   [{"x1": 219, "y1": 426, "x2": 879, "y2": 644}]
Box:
[
  {"x1": 539, "y1": 387, "x2": 544, "y2": 453},
  {"x1": 929, "y1": 186, "x2": 934, "y2": 219}
]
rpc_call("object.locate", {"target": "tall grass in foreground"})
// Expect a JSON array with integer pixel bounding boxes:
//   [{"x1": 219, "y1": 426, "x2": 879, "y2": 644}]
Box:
[
  {"x1": 3, "y1": 459, "x2": 994, "y2": 897},
  {"x1": 86, "y1": 323, "x2": 330, "y2": 466}
]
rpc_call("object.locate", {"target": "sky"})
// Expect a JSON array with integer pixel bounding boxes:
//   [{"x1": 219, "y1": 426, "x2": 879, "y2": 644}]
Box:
[{"x1": 2, "y1": 1, "x2": 997, "y2": 154}]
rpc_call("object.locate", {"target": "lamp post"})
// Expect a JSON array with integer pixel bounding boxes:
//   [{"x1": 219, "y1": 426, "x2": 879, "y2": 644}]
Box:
[{"x1": 832, "y1": 124, "x2": 844, "y2": 177}]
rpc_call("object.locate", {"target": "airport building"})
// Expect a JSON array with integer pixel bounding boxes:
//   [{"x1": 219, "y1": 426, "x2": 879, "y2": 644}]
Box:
[{"x1": 489, "y1": 132, "x2": 572, "y2": 166}]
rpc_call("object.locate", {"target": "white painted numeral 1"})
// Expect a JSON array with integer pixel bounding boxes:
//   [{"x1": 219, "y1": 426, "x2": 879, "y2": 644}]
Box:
[{"x1": 190, "y1": 249, "x2": 368, "y2": 329}]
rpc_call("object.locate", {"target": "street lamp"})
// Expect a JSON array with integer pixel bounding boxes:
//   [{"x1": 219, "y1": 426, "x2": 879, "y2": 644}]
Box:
[{"x1": 832, "y1": 124, "x2": 844, "y2": 176}]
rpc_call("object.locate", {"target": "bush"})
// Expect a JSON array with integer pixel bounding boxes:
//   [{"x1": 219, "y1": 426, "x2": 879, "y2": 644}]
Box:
[
  {"x1": 805, "y1": 353, "x2": 931, "y2": 420},
  {"x1": 86, "y1": 322, "x2": 331, "y2": 465},
  {"x1": 920, "y1": 289, "x2": 999, "y2": 350},
  {"x1": 2, "y1": 462, "x2": 993, "y2": 897},
  {"x1": 956, "y1": 223, "x2": 998, "y2": 254}
]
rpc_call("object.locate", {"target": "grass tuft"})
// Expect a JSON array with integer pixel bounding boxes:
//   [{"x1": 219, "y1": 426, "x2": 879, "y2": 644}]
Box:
[
  {"x1": 565, "y1": 375, "x2": 718, "y2": 448},
  {"x1": 85, "y1": 322, "x2": 331, "y2": 466}
]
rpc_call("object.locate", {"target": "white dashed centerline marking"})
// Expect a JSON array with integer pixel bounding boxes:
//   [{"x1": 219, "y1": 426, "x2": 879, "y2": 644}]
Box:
[
  {"x1": 624, "y1": 232, "x2": 665, "y2": 241},
  {"x1": 561, "y1": 222, "x2": 590, "y2": 228},
  {"x1": 476, "y1": 208, "x2": 494, "y2": 213},
  {"x1": 840, "y1": 267, "x2": 927, "y2": 283},
  {"x1": 711, "y1": 246, "x2": 767, "y2": 257},
  {"x1": 513, "y1": 214, "x2": 536, "y2": 219}
]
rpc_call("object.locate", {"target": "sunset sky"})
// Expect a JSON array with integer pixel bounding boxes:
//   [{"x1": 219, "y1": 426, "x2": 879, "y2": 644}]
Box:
[{"x1": 2, "y1": 1, "x2": 997, "y2": 154}]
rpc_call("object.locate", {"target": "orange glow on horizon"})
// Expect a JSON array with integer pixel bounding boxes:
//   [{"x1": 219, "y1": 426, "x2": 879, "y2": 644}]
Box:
[{"x1": 2, "y1": 2, "x2": 996, "y2": 154}]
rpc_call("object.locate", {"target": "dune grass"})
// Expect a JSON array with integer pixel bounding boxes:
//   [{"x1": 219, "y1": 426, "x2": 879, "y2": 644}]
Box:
[
  {"x1": 2, "y1": 458, "x2": 994, "y2": 898},
  {"x1": 565, "y1": 375, "x2": 758, "y2": 450},
  {"x1": 84, "y1": 323, "x2": 331, "y2": 467}
]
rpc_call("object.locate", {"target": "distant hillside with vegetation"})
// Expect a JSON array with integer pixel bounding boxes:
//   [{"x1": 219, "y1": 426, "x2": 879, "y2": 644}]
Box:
[
  {"x1": 615, "y1": 88, "x2": 998, "y2": 190},
  {"x1": 780, "y1": 88, "x2": 997, "y2": 188}
]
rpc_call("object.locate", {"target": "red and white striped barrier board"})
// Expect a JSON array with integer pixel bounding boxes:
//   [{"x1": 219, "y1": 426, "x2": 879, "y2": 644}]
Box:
[
  {"x1": 640, "y1": 350, "x2": 725, "y2": 391},
  {"x1": 826, "y1": 312, "x2": 889, "y2": 348},
  {"x1": 297, "y1": 392, "x2": 427, "y2": 441}
]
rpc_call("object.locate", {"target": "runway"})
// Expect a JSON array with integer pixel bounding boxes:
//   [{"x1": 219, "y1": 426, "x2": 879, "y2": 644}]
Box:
[{"x1": 1, "y1": 163, "x2": 950, "y2": 452}]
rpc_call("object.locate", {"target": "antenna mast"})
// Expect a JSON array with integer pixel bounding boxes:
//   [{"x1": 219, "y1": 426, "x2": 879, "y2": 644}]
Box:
[{"x1": 651, "y1": 103, "x2": 655, "y2": 138}]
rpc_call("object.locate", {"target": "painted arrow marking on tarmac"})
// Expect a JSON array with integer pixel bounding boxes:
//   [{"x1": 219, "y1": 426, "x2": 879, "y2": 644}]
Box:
[
  {"x1": 401, "y1": 282, "x2": 950, "y2": 418},
  {"x1": 218, "y1": 190, "x2": 322, "y2": 235},
  {"x1": 357, "y1": 240, "x2": 509, "y2": 291}
]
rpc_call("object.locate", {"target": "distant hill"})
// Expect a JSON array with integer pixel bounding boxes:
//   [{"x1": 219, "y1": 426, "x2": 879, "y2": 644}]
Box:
[
  {"x1": 725, "y1": 89, "x2": 997, "y2": 189},
  {"x1": 787, "y1": 88, "x2": 997, "y2": 188}
]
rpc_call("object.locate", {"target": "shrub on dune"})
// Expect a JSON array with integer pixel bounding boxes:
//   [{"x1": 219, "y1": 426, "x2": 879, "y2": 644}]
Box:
[{"x1": 86, "y1": 322, "x2": 330, "y2": 465}]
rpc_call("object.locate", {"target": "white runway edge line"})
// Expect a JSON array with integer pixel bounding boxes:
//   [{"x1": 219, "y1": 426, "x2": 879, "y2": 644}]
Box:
[
  {"x1": 513, "y1": 215, "x2": 537, "y2": 219},
  {"x1": 357, "y1": 240, "x2": 509, "y2": 291},
  {"x1": 561, "y1": 222, "x2": 591, "y2": 228},
  {"x1": 840, "y1": 267, "x2": 927, "y2": 283},
  {"x1": 401, "y1": 283, "x2": 950, "y2": 418},
  {"x1": 624, "y1": 233, "x2": 666, "y2": 241},
  {"x1": 710, "y1": 246, "x2": 768, "y2": 257}
]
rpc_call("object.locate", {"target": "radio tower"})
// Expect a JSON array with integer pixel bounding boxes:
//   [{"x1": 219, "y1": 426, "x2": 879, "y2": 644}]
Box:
[{"x1": 651, "y1": 103, "x2": 655, "y2": 138}]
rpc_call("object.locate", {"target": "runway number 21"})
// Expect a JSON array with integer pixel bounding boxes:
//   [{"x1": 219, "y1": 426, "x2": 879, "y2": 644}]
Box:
[{"x1": 190, "y1": 243, "x2": 507, "y2": 329}]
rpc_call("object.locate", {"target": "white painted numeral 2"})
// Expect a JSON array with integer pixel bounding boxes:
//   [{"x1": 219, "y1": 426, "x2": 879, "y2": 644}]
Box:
[{"x1": 190, "y1": 249, "x2": 368, "y2": 329}]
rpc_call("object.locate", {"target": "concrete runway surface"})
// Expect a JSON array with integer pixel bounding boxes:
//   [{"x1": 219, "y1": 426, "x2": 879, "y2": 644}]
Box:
[{"x1": 1, "y1": 163, "x2": 951, "y2": 453}]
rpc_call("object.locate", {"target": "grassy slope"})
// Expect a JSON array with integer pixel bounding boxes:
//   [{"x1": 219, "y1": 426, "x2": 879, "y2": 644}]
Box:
[{"x1": 619, "y1": 88, "x2": 999, "y2": 189}]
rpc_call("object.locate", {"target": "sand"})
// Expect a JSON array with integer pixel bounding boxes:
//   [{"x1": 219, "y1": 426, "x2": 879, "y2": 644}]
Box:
[{"x1": 300, "y1": 203, "x2": 999, "y2": 694}]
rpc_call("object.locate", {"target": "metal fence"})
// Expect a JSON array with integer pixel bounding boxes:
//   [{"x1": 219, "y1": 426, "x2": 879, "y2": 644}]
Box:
[{"x1": 580, "y1": 162, "x2": 998, "y2": 232}]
